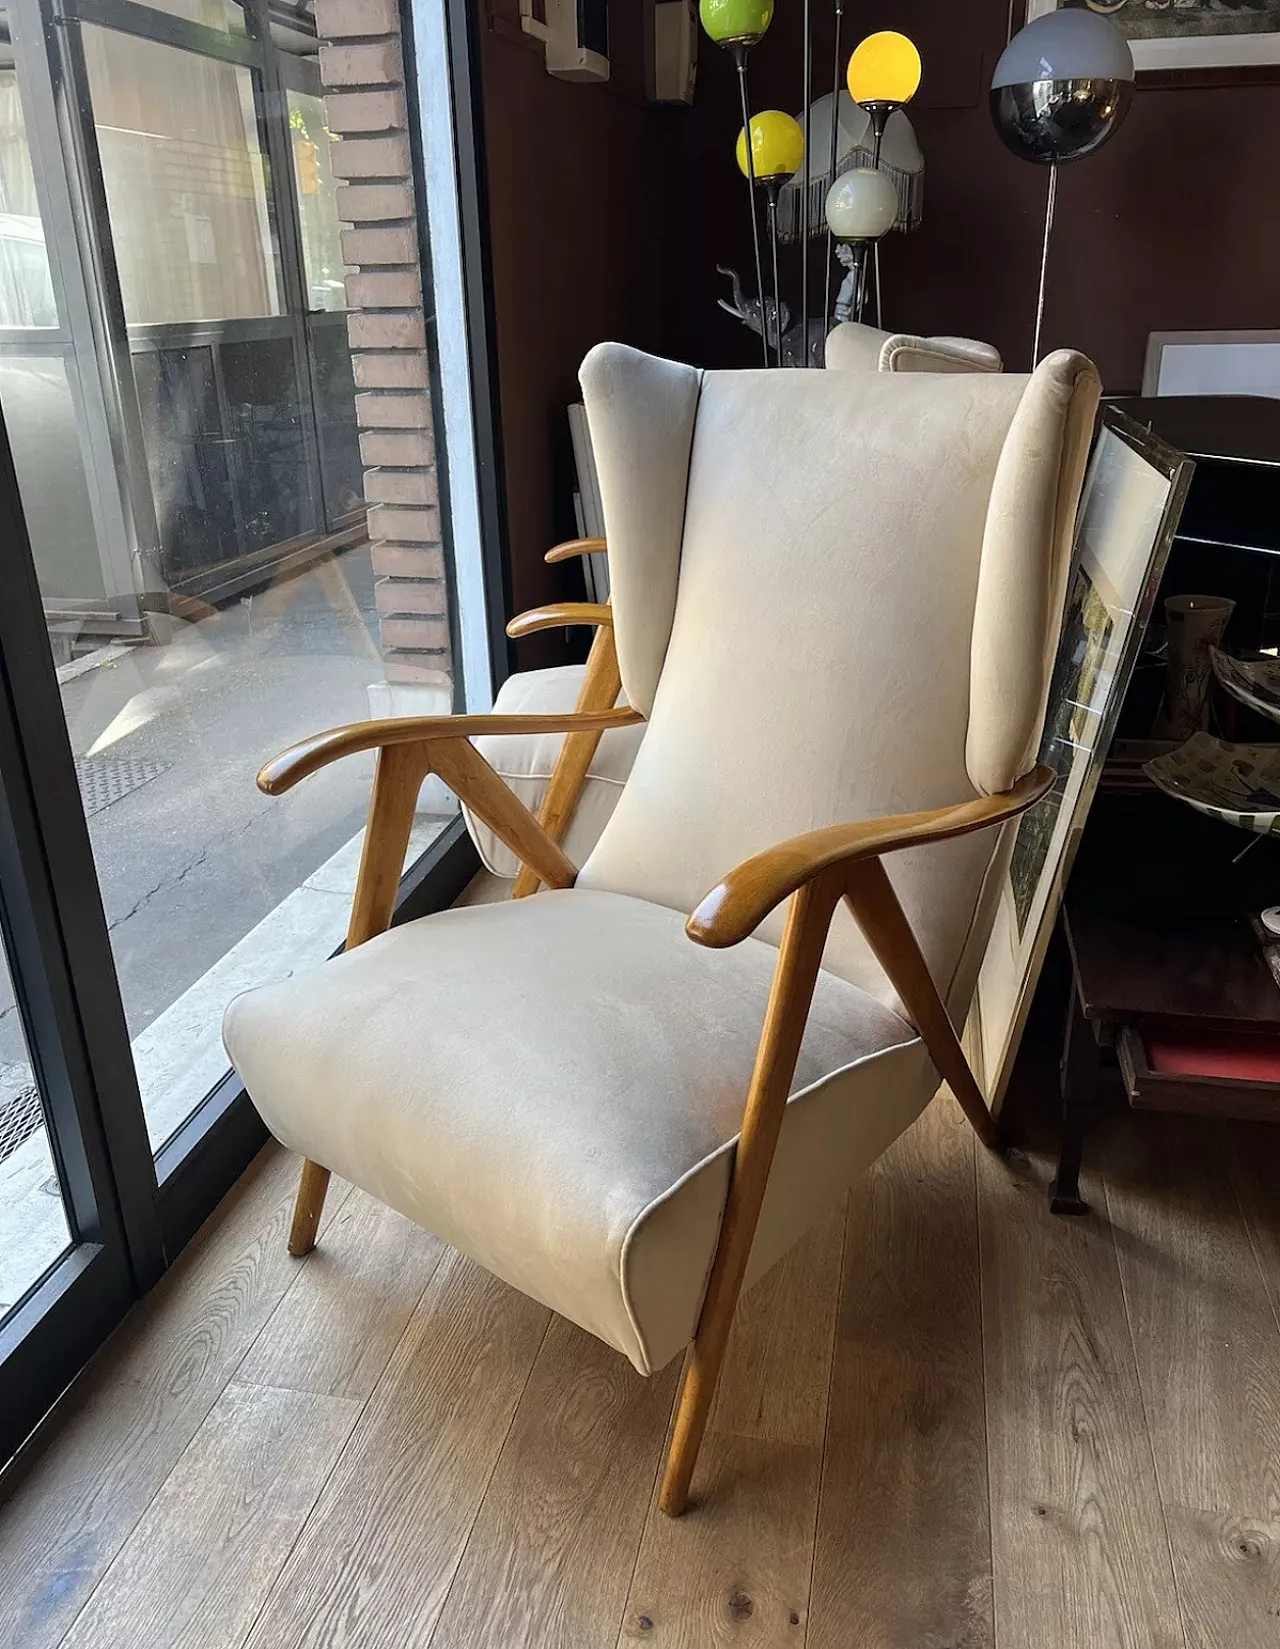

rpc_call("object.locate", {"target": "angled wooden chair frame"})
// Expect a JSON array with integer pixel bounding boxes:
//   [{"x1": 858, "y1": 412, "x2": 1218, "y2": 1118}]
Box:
[
  {"x1": 257, "y1": 653, "x2": 1051, "y2": 1513},
  {"x1": 503, "y1": 536, "x2": 623, "y2": 899}
]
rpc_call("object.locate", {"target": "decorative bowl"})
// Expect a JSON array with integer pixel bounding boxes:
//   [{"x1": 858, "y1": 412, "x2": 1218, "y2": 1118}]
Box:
[
  {"x1": 1211, "y1": 648, "x2": 1280, "y2": 725},
  {"x1": 1143, "y1": 732, "x2": 1280, "y2": 838}
]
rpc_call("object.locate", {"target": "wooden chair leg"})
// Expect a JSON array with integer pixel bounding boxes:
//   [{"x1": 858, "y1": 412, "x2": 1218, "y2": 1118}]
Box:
[
  {"x1": 283, "y1": 743, "x2": 427, "y2": 1260},
  {"x1": 843, "y1": 859, "x2": 998, "y2": 1150},
  {"x1": 288, "y1": 1159, "x2": 331, "y2": 1256},
  {"x1": 512, "y1": 619, "x2": 621, "y2": 900},
  {"x1": 658, "y1": 870, "x2": 844, "y2": 1516}
]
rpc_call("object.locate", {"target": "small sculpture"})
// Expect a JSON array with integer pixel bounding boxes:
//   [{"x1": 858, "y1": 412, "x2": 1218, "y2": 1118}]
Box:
[{"x1": 716, "y1": 265, "x2": 826, "y2": 369}]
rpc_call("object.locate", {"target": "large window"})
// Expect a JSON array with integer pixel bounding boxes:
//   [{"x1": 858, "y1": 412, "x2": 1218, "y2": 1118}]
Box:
[{"x1": 0, "y1": 0, "x2": 498, "y2": 1459}]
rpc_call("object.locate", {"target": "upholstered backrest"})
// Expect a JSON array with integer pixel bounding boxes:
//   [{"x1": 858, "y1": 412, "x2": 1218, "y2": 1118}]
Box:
[
  {"x1": 825, "y1": 322, "x2": 1002, "y2": 375},
  {"x1": 576, "y1": 345, "x2": 1099, "y2": 1013}
]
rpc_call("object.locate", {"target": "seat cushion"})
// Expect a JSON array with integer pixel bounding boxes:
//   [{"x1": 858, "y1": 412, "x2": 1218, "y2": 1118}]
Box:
[
  {"x1": 463, "y1": 665, "x2": 644, "y2": 879},
  {"x1": 224, "y1": 889, "x2": 936, "y2": 1374}
]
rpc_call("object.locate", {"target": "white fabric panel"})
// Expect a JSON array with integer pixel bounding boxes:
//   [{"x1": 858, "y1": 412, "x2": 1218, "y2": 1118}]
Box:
[
  {"x1": 966, "y1": 349, "x2": 1101, "y2": 794},
  {"x1": 578, "y1": 346, "x2": 702, "y2": 716},
  {"x1": 579, "y1": 359, "x2": 1028, "y2": 1012},
  {"x1": 463, "y1": 664, "x2": 643, "y2": 878},
  {"x1": 224, "y1": 890, "x2": 934, "y2": 1375}
]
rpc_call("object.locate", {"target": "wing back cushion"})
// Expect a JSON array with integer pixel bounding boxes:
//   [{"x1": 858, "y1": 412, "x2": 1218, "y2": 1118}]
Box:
[{"x1": 577, "y1": 345, "x2": 1099, "y2": 1015}]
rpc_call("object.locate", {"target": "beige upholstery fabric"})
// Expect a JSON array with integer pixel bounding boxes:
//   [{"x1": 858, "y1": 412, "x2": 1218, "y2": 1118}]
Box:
[
  {"x1": 462, "y1": 323, "x2": 1004, "y2": 874},
  {"x1": 464, "y1": 664, "x2": 643, "y2": 878},
  {"x1": 967, "y1": 351, "x2": 1099, "y2": 795},
  {"x1": 225, "y1": 343, "x2": 1099, "y2": 1383},
  {"x1": 225, "y1": 890, "x2": 933, "y2": 1374},
  {"x1": 578, "y1": 348, "x2": 1100, "y2": 1014},
  {"x1": 825, "y1": 321, "x2": 1002, "y2": 375},
  {"x1": 880, "y1": 333, "x2": 1003, "y2": 374},
  {"x1": 580, "y1": 348, "x2": 700, "y2": 717}
]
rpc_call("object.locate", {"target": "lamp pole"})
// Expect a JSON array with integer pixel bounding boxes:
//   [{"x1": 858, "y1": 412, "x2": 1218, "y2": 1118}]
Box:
[{"x1": 731, "y1": 43, "x2": 771, "y2": 369}]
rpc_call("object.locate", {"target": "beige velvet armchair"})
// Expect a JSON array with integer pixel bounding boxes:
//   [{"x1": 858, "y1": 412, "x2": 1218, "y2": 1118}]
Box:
[
  {"x1": 466, "y1": 326, "x2": 1005, "y2": 892},
  {"x1": 223, "y1": 343, "x2": 1098, "y2": 1516}
]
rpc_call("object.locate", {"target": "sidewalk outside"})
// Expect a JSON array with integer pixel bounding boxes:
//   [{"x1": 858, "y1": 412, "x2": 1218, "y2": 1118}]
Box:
[{"x1": 0, "y1": 545, "x2": 455, "y2": 1311}]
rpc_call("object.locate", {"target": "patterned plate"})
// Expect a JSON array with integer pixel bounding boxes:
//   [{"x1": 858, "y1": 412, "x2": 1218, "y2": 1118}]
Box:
[
  {"x1": 1211, "y1": 648, "x2": 1280, "y2": 725},
  {"x1": 1143, "y1": 732, "x2": 1280, "y2": 837}
]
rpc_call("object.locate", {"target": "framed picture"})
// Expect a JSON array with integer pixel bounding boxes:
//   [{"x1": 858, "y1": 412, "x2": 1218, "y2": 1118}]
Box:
[
  {"x1": 970, "y1": 407, "x2": 1193, "y2": 1113},
  {"x1": 1144, "y1": 330, "x2": 1280, "y2": 398},
  {"x1": 1026, "y1": 0, "x2": 1280, "y2": 76}
]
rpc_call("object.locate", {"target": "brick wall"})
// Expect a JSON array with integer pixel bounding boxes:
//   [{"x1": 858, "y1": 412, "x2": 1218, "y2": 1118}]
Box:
[{"x1": 314, "y1": 0, "x2": 451, "y2": 698}]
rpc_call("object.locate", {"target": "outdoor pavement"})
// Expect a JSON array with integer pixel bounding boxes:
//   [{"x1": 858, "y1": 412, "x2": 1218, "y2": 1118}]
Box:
[{"x1": 0, "y1": 545, "x2": 456, "y2": 1310}]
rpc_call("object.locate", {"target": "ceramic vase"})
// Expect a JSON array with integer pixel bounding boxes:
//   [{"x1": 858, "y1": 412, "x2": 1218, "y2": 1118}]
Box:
[{"x1": 1153, "y1": 593, "x2": 1235, "y2": 740}]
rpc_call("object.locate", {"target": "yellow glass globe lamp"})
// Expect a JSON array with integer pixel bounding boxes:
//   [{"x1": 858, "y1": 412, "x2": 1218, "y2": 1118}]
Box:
[
  {"x1": 846, "y1": 31, "x2": 922, "y2": 109},
  {"x1": 735, "y1": 110, "x2": 805, "y2": 187}
]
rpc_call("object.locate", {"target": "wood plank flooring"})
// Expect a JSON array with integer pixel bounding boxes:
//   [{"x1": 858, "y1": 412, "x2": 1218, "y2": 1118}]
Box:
[{"x1": 4, "y1": 1092, "x2": 1280, "y2": 1649}]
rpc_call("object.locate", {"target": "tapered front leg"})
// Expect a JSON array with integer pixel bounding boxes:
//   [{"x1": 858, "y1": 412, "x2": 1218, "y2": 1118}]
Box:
[
  {"x1": 288, "y1": 1159, "x2": 331, "y2": 1256},
  {"x1": 283, "y1": 744, "x2": 427, "y2": 1259},
  {"x1": 658, "y1": 871, "x2": 844, "y2": 1516}
]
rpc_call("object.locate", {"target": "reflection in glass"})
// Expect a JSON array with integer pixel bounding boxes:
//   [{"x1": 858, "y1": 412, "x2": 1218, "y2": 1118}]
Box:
[
  {"x1": 0, "y1": 7, "x2": 453, "y2": 1162},
  {"x1": 134, "y1": 345, "x2": 239, "y2": 583},
  {"x1": 0, "y1": 70, "x2": 56, "y2": 326},
  {"x1": 289, "y1": 89, "x2": 349, "y2": 313},
  {"x1": 0, "y1": 357, "x2": 103, "y2": 626},
  {"x1": 308, "y1": 315, "x2": 363, "y2": 521},
  {"x1": 133, "y1": 0, "x2": 246, "y2": 32},
  {"x1": 222, "y1": 336, "x2": 311, "y2": 551},
  {"x1": 0, "y1": 930, "x2": 71, "y2": 1323},
  {"x1": 84, "y1": 28, "x2": 278, "y2": 325},
  {"x1": 58, "y1": 543, "x2": 454, "y2": 1152}
]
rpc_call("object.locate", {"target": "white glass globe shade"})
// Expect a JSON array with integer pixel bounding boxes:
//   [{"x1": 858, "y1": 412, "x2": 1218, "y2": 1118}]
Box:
[
  {"x1": 824, "y1": 168, "x2": 898, "y2": 241},
  {"x1": 991, "y1": 9, "x2": 1133, "y2": 89}
]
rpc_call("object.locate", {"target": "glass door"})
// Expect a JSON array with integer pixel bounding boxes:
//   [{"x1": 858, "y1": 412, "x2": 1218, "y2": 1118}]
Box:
[
  {"x1": 0, "y1": 0, "x2": 501, "y2": 1460},
  {"x1": 0, "y1": 407, "x2": 153, "y2": 1461}
]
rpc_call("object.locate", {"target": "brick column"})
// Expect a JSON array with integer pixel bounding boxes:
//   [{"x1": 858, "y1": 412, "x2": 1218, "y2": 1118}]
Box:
[{"x1": 314, "y1": 0, "x2": 451, "y2": 715}]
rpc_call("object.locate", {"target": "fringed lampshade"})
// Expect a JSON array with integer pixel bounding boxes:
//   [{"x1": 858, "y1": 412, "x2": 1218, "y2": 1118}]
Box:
[{"x1": 774, "y1": 90, "x2": 922, "y2": 244}]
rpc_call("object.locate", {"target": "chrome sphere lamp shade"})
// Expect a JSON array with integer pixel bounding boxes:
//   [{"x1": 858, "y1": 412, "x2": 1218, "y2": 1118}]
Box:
[{"x1": 990, "y1": 9, "x2": 1134, "y2": 365}]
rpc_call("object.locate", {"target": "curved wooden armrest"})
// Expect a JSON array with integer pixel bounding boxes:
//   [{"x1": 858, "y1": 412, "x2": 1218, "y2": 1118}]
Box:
[
  {"x1": 545, "y1": 537, "x2": 605, "y2": 564},
  {"x1": 505, "y1": 602, "x2": 612, "y2": 640},
  {"x1": 688, "y1": 764, "x2": 1055, "y2": 948},
  {"x1": 258, "y1": 707, "x2": 643, "y2": 795}
]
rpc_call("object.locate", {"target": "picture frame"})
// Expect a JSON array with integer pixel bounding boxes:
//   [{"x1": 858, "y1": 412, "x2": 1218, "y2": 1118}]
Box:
[
  {"x1": 1024, "y1": 0, "x2": 1280, "y2": 79},
  {"x1": 969, "y1": 406, "x2": 1194, "y2": 1115},
  {"x1": 1143, "y1": 330, "x2": 1280, "y2": 399}
]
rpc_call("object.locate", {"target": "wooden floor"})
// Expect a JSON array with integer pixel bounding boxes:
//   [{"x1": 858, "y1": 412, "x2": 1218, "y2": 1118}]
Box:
[{"x1": 3, "y1": 1090, "x2": 1280, "y2": 1648}]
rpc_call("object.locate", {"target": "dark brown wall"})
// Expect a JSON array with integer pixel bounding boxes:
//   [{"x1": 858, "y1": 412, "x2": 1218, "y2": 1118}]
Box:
[
  {"x1": 479, "y1": 0, "x2": 1280, "y2": 669},
  {"x1": 480, "y1": 0, "x2": 657, "y2": 666},
  {"x1": 661, "y1": 0, "x2": 1280, "y2": 390}
]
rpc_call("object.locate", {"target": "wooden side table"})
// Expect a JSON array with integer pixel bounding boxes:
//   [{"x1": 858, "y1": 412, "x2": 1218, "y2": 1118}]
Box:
[{"x1": 1050, "y1": 902, "x2": 1280, "y2": 1214}]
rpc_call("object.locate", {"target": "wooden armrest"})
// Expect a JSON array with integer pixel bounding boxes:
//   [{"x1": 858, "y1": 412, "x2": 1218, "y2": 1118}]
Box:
[
  {"x1": 545, "y1": 537, "x2": 605, "y2": 564},
  {"x1": 506, "y1": 602, "x2": 612, "y2": 640},
  {"x1": 688, "y1": 765, "x2": 1054, "y2": 948},
  {"x1": 258, "y1": 707, "x2": 643, "y2": 796}
]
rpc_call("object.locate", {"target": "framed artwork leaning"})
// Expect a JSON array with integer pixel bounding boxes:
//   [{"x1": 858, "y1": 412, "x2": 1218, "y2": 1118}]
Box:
[
  {"x1": 1025, "y1": 0, "x2": 1280, "y2": 75},
  {"x1": 969, "y1": 406, "x2": 1194, "y2": 1114}
]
